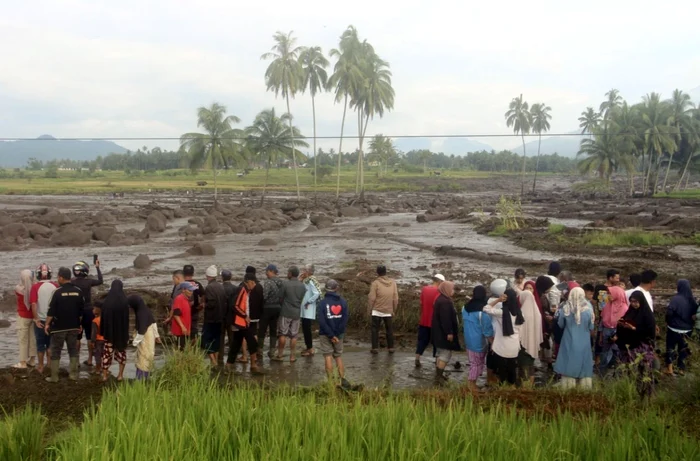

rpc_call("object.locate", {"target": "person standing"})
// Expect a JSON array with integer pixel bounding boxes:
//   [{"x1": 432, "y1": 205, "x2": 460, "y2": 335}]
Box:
[
  {"x1": 415, "y1": 274, "x2": 444, "y2": 368},
  {"x1": 431, "y1": 281, "x2": 460, "y2": 383},
  {"x1": 368, "y1": 265, "x2": 398, "y2": 354},
  {"x1": 71, "y1": 260, "x2": 103, "y2": 368},
  {"x1": 128, "y1": 294, "x2": 160, "y2": 380},
  {"x1": 202, "y1": 265, "x2": 226, "y2": 366},
  {"x1": 274, "y1": 266, "x2": 306, "y2": 363},
  {"x1": 166, "y1": 282, "x2": 194, "y2": 350},
  {"x1": 605, "y1": 269, "x2": 621, "y2": 287},
  {"x1": 513, "y1": 269, "x2": 527, "y2": 292},
  {"x1": 518, "y1": 288, "x2": 543, "y2": 384},
  {"x1": 599, "y1": 286, "x2": 629, "y2": 372},
  {"x1": 30, "y1": 263, "x2": 58, "y2": 374},
  {"x1": 629, "y1": 270, "x2": 657, "y2": 312},
  {"x1": 299, "y1": 264, "x2": 322, "y2": 357},
  {"x1": 100, "y1": 280, "x2": 130, "y2": 382},
  {"x1": 221, "y1": 269, "x2": 237, "y2": 360},
  {"x1": 317, "y1": 280, "x2": 349, "y2": 388},
  {"x1": 170, "y1": 270, "x2": 185, "y2": 306},
  {"x1": 226, "y1": 274, "x2": 260, "y2": 373},
  {"x1": 545, "y1": 262, "x2": 562, "y2": 307},
  {"x1": 617, "y1": 291, "x2": 657, "y2": 397},
  {"x1": 44, "y1": 267, "x2": 84, "y2": 383},
  {"x1": 183, "y1": 265, "x2": 205, "y2": 345},
  {"x1": 14, "y1": 269, "x2": 37, "y2": 369},
  {"x1": 259, "y1": 265, "x2": 284, "y2": 359},
  {"x1": 238, "y1": 266, "x2": 264, "y2": 363},
  {"x1": 484, "y1": 288, "x2": 524, "y2": 386},
  {"x1": 625, "y1": 274, "x2": 642, "y2": 300},
  {"x1": 462, "y1": 286, "x2": 494, "y2": 390},
  {"x1": 554, "y1": 287, "x2": 595, "y2": 389},
  {"x1": 664, "y1": 280, "x2": 697, "y2": 376}
]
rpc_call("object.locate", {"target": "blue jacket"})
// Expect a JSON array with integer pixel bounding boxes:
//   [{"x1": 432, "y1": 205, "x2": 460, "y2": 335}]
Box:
[
  {"x1": 462, "y1": 308, "x2": 494, "y2": 353},
  {"x1": 317, "y1": 292, "x2": 348, "y2": 338},
  {"x1": 667, "y1": 280, "x2": 698, "y2": 331}
]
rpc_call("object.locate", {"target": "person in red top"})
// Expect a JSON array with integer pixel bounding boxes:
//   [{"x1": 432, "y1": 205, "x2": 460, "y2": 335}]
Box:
[
  {"x1": 165, "y1": 282, "x2": 194, "y2": 350},
  {"x1": 415, "y1": 274, "x2": 445, "y2": 368},
  {"x1": 14, "y1": 269, "x2": 37, "y2": 369}
]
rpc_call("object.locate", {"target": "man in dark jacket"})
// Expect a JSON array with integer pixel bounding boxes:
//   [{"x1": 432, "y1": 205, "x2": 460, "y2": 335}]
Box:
[
  {"x1": 258, "y1": 264, "x2": 284, "y2": 359},
  {"x1": 273, "y1": 266, "x2": 307, "y2": 362},
  {"x1": 234, "y1": 266, "x2": 264, "y2": 363},
  {"x1": 431, "y1": 281, "x2": 459, "y2": 382},
  {"x1": 183, "y1": 264, "x2": 205, "y2": 345},
  {"x1": 203, "y1": 265, "x2": 226, "y2": 366},
  {"x1": 45, "y1": 267, "x2": 85, "y2": 383},
  {"x1": 71, "y1": 259, "x2": 103, "y2": 367},
  {"x1": 221, "y1": 269, "x2": 236, "y2": 360},
  {"x1": 317, "y1": 280, "x2": 349, "y2": 388},
  {"x1": 664, "y1": 279, "x2": 698, "y2": 375}
]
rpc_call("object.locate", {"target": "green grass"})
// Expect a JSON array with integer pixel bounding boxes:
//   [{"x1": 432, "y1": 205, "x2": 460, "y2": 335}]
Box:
[
  {"x1": 580, "y1": 230, "x2": 680, "y2": 247},
  {"x1": 654, "y1": 189, "x2": 700, "y2": 199},
  {"x1": 0, "y1": 405, "x2": 45, "y2": 461},
  {"x1": 548, "y1": 223, "x2": 566, "y2": 235},
  {"x1": 488, "y1": 224, "x2": 509, "y2": 237}
]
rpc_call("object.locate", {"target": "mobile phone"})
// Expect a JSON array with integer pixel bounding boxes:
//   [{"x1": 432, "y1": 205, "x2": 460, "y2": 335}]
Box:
[{"x1": 93, "y1": 254, "x2": 98, "y2": 264}]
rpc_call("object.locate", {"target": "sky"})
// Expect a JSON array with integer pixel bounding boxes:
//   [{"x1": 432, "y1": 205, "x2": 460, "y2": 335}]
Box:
[{"x1": 1, "y1": 0, "x2": 700, "y2": 155}]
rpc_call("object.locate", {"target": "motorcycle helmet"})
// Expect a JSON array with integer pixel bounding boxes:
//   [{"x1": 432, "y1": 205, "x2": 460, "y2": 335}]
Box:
[
  {"x1": 72, "y1": 261, "x2": 90, "y2": 277},
  {"x1": 36, "y1": 263, "x2": 52, "y2": 280}
]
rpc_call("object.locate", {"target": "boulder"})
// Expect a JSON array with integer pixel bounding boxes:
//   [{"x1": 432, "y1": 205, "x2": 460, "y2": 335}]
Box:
[
  {"x1": 50, "y1": 226, "x2": 92, "y2": 246},
  {"x1": 310, "y1": 214, "x2": 335, "y2": 230},
  {"x1": 92, "y1": 226, "x2": 117, "y2": 242},
  {"x1": 133, "y1": 254, "x2": 151, "y2": 269},
  {"x1": 303, "y1": 225, "x2": 318, "y2": 232},
  {"x1": 26, "y1": 223, "x2": 52, "y2": 239},
  {"x1": 188, "y1": 217, "x2": 204, "y2": 227},
  {"x1": 0, "y1": 212, "x2": 12, "y2": 227},
  {"x1": 146, "y1": 212, "x2": 166, "y2": 232},
  {"x1": 289, "y1": 211, "x2": 305, "y2": 221},
  {"x1": 339, "y1": 207, "x2": 363, "y2": 218},
  {"x1": 229, "y1": 222, "x2": 247, "y2": 234},
  {"x1": 187, "y1": 242, "x2": 216, "y2": 256},
  {"x1": 107, "y1": 234, "x2": 134, "y2": 247},
  {"x1": 180, "y1": 225, "x2": 202, "y2": 236},
  {"x1": 202, "y1": 215, "x2": 220, "y2": 235},
  {"x1": 2, "y1": 223, "x2": 29, "y2": 239},
  {"x1": 173, "y1": 207, "x2": 188, "y2": 219},
  {"x1": 257, "y1": 238, "x2": 277, "y2": 246},
  {"x1": 46, "y1": 211, "x2": 72, "y2": 227},
  {"x1": 280, "y1": 202, "x2": 298, "y2": 213},
  {"x1": 94, "y1": 211, "x2": 116, "y2": 224}
]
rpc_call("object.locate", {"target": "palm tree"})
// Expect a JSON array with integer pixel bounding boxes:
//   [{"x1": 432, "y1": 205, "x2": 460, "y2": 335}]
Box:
[
  {"x1": 262, "y1": 31, "x2": 304, "y2": 203},
  {"x1": 368, "y1": 134, "x2": 396, "y2": 176},
  {"x1": 600, "y1": 89, "x2": 623, "y2": 126},
  {"x1": 530, "y1": 103, "x2": 552, "y2": 193},
  {"x1": 180, "y1": 103, "x2": 243, "y2": 204},
  {"x1": 578, "y1": 107, "x2": 601, "y2": 137},
  {"x1": 676, "y1": 110, "x2": 700, "y2": 190},
  {"x1": 610, "y1": 102, "x2": 642, "y2": 195},
  {"x1": 577, "y1": 128, "x2": 620, "y2": 182},
  {"x1": 639, "y1": 93, "x2": 676, "y2": 194},
  {"x1": 664, "y1": 89, "x2": 695, "y2": 191},
  {"x1": 299, "y1": 46, "x2": 329, "y2": 195},
  {"x1": 328, "y1": 26, "x2": 364, "y2": 200},
  {"x1": 245, "y1": 108, "x2": 309, "y2": 205},
  {"x1": 505, "y1": 94, "x2": 531, "y2": 195}
]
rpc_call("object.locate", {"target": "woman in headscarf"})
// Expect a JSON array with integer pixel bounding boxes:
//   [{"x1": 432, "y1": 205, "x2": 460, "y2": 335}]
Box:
[
  {"x1": 431, "y1": 281, "x2": 459, "y2": 383},
  {"x1": 128, "y1": 294, "x2": 160, "y2": 380},
  {"x1": 462, "y1": 286, "x2": 494, "y2": 390},
  {"x1": 554, "y1": 287, "x2": 595, "y2": 389},
  {"x1": 664, "y1": 280, "x2": 697, "y2": 376},
  {"x1": 518, "y1": 289, "x2": 543, "y2": 384},
  {"x1": 14, "y1": 269, "x2": 37, "y2": 369},
  {"x1": 617, "y1": 291, "x2": 656, "y2": 397},
  {"x1": 484, "y1": 288, "x2": 524, "y2": 385},
  {"x1": 599, "y1": 285, "x2": 628, "y2": 372},
  {"x1": 535, "y1": 276, "x2": 555, "y2": 364},
  {"x1": 101, "y1": 280, "x2": 130, "y2": 382}
]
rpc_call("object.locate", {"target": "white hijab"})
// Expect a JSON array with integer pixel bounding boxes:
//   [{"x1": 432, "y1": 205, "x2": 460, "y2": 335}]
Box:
[
  {"x1": 518, "y1": 289, "x2": 543, "y2": 359},
  {"x1": 561, "y1": 287, "x2": 593, "y2": 325},
  {"x1": 15, "y1": 269, "x2": 34, "y2": 310}
]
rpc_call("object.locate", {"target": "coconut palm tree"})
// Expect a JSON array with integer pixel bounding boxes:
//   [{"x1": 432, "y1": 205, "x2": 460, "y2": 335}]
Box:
[
  {"x1": 600, "y1": 89, "x2": 623, "y2": 126},
  {"x1": 639, "y1": 93, "x2": 676, "y2": 194},
  {"x1": 505, "y1": 94, "x2": 531, "y2": 195},
  {"x1": 368, "y1": 134, "x2": 396, "y2": 176},
  {"x1": 245, "y1": 108, "x2": 309, "y2": 205},
  {"x1": 578, "y1": 107, "x2": 601, "y2": 137},
  {"x1": 262, "y1": 31, "x2": 304, "y2": 203},
  {"x1": 530, "y1": 103, "x2": 552, "y2": 193},
  {"x1": 299, "y1": 46, "x2": 329, "y2": 195},
  {"x1": 180, "y1": 103, "x2": 243, "y2": 204},
  {"x1": 577, "y1": 128, "x2": 620, "y2": 182},
  {"x1": 664, "y1": 89, "x2": 695, "y2": 191},
  {"x1": 676, "y1": 110, "x2": 700, "y2": 190},
  {"x1": 610, "y1": 102, "x2": 642, "y2": 195}
]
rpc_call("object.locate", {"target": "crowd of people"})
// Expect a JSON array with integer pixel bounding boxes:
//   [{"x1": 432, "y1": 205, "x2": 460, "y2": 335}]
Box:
[{"x1": 10, "y1": 258, "x2": 700, "y2": 393}]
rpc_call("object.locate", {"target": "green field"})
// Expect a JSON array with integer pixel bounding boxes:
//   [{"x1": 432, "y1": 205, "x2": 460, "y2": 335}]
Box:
[{"x1": 0, "y1": 168, "x2": 496, "y2": 195}]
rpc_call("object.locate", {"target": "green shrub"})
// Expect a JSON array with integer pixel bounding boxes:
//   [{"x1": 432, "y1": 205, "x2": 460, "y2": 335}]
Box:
[
  {"x1": 548, "y1": 223, "x2": 566, "y2": 234},
  {"x1": 0, "y1": 405, "x2": 45, "y2": 461}
]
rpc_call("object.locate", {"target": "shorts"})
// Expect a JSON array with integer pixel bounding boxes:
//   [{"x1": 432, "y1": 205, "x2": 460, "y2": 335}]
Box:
[
  {"x1": 34, "y1": 323, "x2": 51, "y2": 353},
  {"x1": 201, "y1": 323, "x2": 222, "y2": 354},
  {"x1": 319, "y1": 335, "x2": 343, "y2": 358},
  {"x1": 277, "y1": 317, "x2": 300, "y2": 338},
  {"x1": 435, "y1": 348, "x2": 453, "y2": 364},
  {"x1": 79, "y1": 308, "x2": 95, "y2": 341}
]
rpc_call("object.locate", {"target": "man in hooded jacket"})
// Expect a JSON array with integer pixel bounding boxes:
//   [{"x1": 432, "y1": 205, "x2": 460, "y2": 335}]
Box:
[{"x1": 368, "y1": 265, "x2": 399, "y2": 354}]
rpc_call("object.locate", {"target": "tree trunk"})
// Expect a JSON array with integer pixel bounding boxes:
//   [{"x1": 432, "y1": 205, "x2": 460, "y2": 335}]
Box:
[
  {"x1": 261, "y1": 160, "x2": 270, "y2": 206},
  {"x1": 675, "y1": 151, "x2": 694, "y2": 191},
  {"x1": 286, "y1": 95, "x2": 301, "y2": 204},
  {"x1": 652, "y1": 152, "x2": 661, "y2": 195},
  {"x1": 212, "y1": 145, "x2": 218, "y2": 205},
  {"x1": 661, "y1": 151, "x2": 674, "y2": 193},
  {"x1": 520, "y1": 133, "x2": 527, "y2": 196},
  {"x1": 359, "y1": 112, "x2": 370, "y2": 202},
  {"x1": 644, "y1": 149, "x2": 653, "y2": 196},
  {"x1": 336, "y1": 95, "x2": 348, "y2": 200},
  {"x1": 532, "y1": 132, "x2": 542, "y2": 193},
  {"x1": 423, "y1": 159, "x2": 427, "y2": 174},
  {"x1": 312, "y1": 93, "x2": 317, "y2": 201},
  {"x1": 355, "y1": 110, "x2": 361, "y2": 195}
]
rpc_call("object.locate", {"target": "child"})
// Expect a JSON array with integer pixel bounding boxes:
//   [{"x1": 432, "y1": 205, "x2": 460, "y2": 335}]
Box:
[
  {"x1": 91, "y1": 304, "x2": 104, "y2": 375},
  {"x1": 317, "y1": 280, "x2": 349, "y2": 389},
  {"x1": 165, "y1": 282, "x2": 193, "y2": 350}
]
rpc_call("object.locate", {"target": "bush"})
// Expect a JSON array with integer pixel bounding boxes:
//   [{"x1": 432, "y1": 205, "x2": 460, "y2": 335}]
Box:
[
  {"x1": 44, "y1": 167, "x2": 58, "y2": 179},
  {"x1": 580, "y1": 230, "x2": 676, "y2": 247},
  {"x1": 548, "y1": 223, "x2": 566, "y2": 234}
]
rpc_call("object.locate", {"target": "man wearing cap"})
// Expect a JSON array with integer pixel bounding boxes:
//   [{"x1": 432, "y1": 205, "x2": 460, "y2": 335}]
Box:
[
  {"x1": 166, "y1": 282, "x2": 194, "y2": 350},
  {"x1": 273, "y1": 266, "x2": 306, "y2": 363},
  {"x1": 415, "y1": 274, "x2": 444, "y2": 367},
  {"x1": 258, "y1": 264, "x2": 285, "y2": 359},
  {"x1": 226, "y1": 273, "x2": 261, "y2": 373},
  {"x1": 202, "y1": 265, "x2": 226, "y2": 366},
  {"x1": 317, "y1": 279, "x2": 350, "y2": 389}
]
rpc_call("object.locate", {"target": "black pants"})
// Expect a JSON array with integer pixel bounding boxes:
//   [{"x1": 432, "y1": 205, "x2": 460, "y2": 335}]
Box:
[
  {"x1": 227, "y1": 328, "x2": 258, "y2": 364},
  {"x1": 495, "y1": 353, "x2": 518, "y2": 385},
  {"x1": 301, "y1": 318, "x2": 314, "y2": 350},
  {"x1": 415, "y1": 325, "x2": 435, "y2": 356},
  {"x1": 665, "y1": 328, "x2": 690, "y2": 370},
  {"x1": 257, "y1": 309, "x2": 280, "y2": 353},
  {"x1": 371, "y1": 316, "x2": 394, "y2": 350}
]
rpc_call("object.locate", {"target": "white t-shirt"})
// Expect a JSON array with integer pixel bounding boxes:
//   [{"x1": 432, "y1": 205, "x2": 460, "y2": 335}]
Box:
[
  {"x1": 30, "y1": 281, "x2": 59, "y2": 320},
  {"x1": 628, "y1": 287, "x2": 654, "y2": 312},
  {"x1": 484, "y1": 298, "x2": 521, "y2": 359}
]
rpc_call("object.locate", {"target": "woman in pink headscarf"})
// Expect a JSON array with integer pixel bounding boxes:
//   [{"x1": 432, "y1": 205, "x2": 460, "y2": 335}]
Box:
[{"x1": 599, "y1": 285, "x2": 629, "y2": 371}]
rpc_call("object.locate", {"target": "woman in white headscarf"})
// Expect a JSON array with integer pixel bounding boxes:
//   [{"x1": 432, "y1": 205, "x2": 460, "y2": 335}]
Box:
[
  {"x1": 14, "y1": 269, "x2": 37, "y2": 369},
  {"x1": 518, "y1": 289, "x2": 543, "y2": 384},
  {"x1": 554, "y1": 287, "x2": 595, "y2": 389}
]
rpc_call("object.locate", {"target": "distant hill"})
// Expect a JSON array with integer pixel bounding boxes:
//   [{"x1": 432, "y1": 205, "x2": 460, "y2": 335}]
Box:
[
  {"x1": 512, "y1": 132, "x2": 583, "y2": 158},
  {"x1": 395, "y1": 137, "x2": 495, "y2": 155},
  {"x1": 0, "y1": 135, "x2": 128, "y2": 168}
]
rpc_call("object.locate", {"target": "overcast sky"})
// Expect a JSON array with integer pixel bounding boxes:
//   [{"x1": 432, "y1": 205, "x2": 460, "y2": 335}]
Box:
[{"x1": 1, "y1": 0, "x2": 699, "y2": 154}]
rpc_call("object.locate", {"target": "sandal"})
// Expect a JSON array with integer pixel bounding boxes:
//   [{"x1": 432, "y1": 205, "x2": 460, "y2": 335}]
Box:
[
  {"x1": 300, "y1": 349, "x2": 315, "y2": 357},
  {"x1": 12, "y1": 363, "x2": 27, "y2": 369},
  {"x1": 290, "y1": 356, "x2": 296, "y2": 363},
  {"x1": 270, "y1": 355, "x2": 284, "y2": 362}
]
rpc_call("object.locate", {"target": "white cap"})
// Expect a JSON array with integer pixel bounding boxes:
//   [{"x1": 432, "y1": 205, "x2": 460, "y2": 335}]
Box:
[
  {"x1": 490, "y1": 279, "x2": 508, "y2": 297},
  {"x1": 433, "y1": 274, "x2": 446, "y2": 282},
  {"x1": 205, "y1": 265, "x2": 218, "y2": 278}
]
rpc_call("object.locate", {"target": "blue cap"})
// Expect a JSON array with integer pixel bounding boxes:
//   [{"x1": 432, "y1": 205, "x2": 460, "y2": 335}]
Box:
[
  {"x1": 265, "y1": 264, "x2": 278, "y2": 273},
  {"x1": 178, "y1": 282, "x2": 196, "y2": 291}
]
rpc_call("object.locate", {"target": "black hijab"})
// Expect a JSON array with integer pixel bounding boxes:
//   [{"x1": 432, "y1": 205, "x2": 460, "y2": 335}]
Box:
[
  {"x1": 535, "y1": 276, "x2": 554, "y2": 296},
  {"x1": 464, "y1": 286, "x2": 488, "y2": 313},
  {"x1": 101, "y1": 280, "x2": 130, "y2": 351},
  {"x1": 621, "y1": 291, "x2": 656, "y2": 346},
  {"x1": 502, "y1": 288, "x2": 525, "y2": 337},
  {"x1": 128, "y1": 294, "x2": 155, "y2": 336}
]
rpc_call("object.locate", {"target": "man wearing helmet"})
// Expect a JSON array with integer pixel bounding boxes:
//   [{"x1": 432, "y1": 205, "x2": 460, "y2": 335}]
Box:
[
  {"x1": 71, "y1": 259, "x2": 103, "y2": 367},
  {"x1": 30, "y1": 263, "x2": 58, "y2": 374}
]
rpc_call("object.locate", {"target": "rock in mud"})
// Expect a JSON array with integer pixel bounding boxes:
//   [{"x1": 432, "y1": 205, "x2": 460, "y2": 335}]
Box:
[
  {"x1": 94, "y1": 211, "x2": 116, "y2": 224},
  {"x1": 133, "y1": 254, "x2": 151, "y2": 269},
  {"x1": 202, "y1": 215, "x2": 220, "y2": 234},
  {"x1": 92, "y1": 226, "x2": 117, "y2": 243},
  {"x1": 2, "y1": 223, "x2": 29, "y2": 239},
  {"x1": 339, "y1": 207, "x2": 363, "y2": 218},
  {"x1": 146, "y1": 212, "x2": 166, "y2": 232},
  {"x1": 257, "y1": 238, "x2": 277, "y2": 246},
  {"x1": 187, "y1": 243, "x2": 216, "y2": 256},
  {"x1": 0, "y1": 212, "x2": 12, "y2": 227},
  {"x1": 289, "y1": 211, "x2": 305, "y2": 221},
  {"x1": 107, "y1": 234, "x2": 133, "y2": 247},
  {"x1": 303, "y1": 225, "x2": 318, "y2": 232},
  {"x1": 310, "y1": 214, "x2": 335, "y2": 230},
  {"x1": 26, "y1": 223, "x2": 52, "y2": 239},
  {"x1": 229, "y1": 222, "x2": 247, "y2": 234},
  {"x1": 280, "y1": 202, "x2": 298, "y2": 213},
  {"x1": 50, "y1": 226, "x2": 92, "y2": 246},
  {"x1": 188, "y1": 217, "x2": 204, "y2": 227}
]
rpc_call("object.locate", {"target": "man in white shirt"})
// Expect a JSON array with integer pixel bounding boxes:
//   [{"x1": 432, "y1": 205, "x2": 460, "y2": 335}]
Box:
[
  {"x1": 625, "y1": 274, "x2": 641, "y2": 300},
  {"x1": 629, "y1": 270, "x2": 657, "y2": 312},
  {"x1": 30, "y1": 263, "x2": 59, "y2": 374}
]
